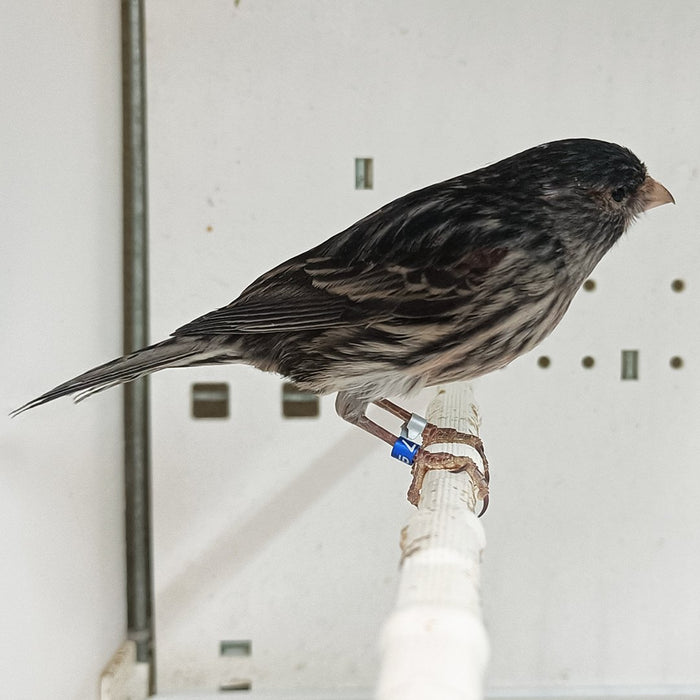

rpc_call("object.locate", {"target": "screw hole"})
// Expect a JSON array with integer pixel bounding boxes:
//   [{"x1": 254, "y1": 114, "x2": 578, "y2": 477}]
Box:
[
  {"x1": 581, "y1": 356, "x2": 595, "y2": 369},
  {"x1": 582, "y1": 279, "x2": 596, "y2": 292},
  {"x1": 671, "y1": 279, "x2": 685, "y2": 293}
]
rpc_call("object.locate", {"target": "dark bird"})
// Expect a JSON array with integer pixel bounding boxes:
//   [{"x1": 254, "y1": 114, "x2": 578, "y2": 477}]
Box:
[{"x1": 13, "y1": 139, "x2": 674, "y2": 509}]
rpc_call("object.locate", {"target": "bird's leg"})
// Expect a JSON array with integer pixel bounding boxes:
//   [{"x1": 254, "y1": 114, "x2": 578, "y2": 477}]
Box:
[
  {"x1": 347, "y1": 412, "x2": 398, "y2": 447},
  {"x1": 373, "y1": 398, "x2": 413, "y2": 422},
  {"x1": 335, "y1": 393, "x2": 420, "y2": 454},
  {"x1": 336, "y1": 392, "x2": 489, "y2": 514}
]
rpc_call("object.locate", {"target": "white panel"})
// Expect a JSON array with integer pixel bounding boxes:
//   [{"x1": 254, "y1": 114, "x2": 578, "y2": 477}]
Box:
[
  {"x1": 1, "y1": 2, "x2": 125, "y2": 699},
  {"x1": 146, "y1": 0, "x2": 700, "y2": 695}
]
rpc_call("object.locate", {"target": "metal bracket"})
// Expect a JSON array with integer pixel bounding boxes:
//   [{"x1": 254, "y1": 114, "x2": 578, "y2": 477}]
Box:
[{"x1": 390, "y1": 413, "x2": 428, "y2": 465}]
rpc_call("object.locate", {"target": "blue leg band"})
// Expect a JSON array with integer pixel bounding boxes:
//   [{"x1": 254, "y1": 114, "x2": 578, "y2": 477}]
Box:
[{"x1": 391, "y1": 437, "x2": 421, "y2": 465}]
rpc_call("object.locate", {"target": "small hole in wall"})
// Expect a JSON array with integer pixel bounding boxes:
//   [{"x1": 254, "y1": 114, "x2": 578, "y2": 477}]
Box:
[
  {"x1": 582, "y1": 279, "x2": 596, "y2": 292},
  {"x1": 671, "y1": 279, "x2": 685, "y2": 292},
  {"x1": 219, "y1": 680, "x2": 252, "y2": 692},
  {"x1": 355, "y1": 158, "x2": 373, "y2": 189},
  {"x1": 192, "y1": 383, "x2": 229, "y2": 418},
  {"x1": 621, "y1": 350, "x2": 639, "y2": 380},
  {"x1": 220, "y1": 640, "x2": 251, "y2": 657},
  {"x1": 581, "y1": 355, "x2": 595, "y2": 369},
  {"x1": 282, "y1": 382, "x2": 320, "y2": 418},
  {"x1": 537, "y1": 355, "x2": 551, "y2": 368},
  {"x1": 670, "y1": 356, "x2": 684, "y2": 369}
]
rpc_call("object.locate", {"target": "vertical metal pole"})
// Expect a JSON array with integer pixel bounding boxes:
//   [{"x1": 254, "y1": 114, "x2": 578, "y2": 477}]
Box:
[{"x1": 121, "y1": 0, "x2": 153, "y2": 680}]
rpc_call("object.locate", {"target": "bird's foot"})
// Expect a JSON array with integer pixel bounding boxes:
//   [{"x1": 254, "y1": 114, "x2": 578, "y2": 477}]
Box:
[
  {"x1": 336, "y1": 395, "x2": 490, "y2": 515},
  {"x1": 378, "y1": 402, "x2": 489, "y2": 515},
  {"x1": 422, "y1": 425, "x2": 490, "y2": 485},
  {"x1": 407, "y1": 449, "x2": 490, "y2": 514}
]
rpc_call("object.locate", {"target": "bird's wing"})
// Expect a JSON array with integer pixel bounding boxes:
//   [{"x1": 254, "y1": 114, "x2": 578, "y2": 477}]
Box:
[
  {"x1": 172, "y1": 245, "x2": 509, "y2": 337},
  {"x1": 172, "y1": 281, "x2": 353, "y2": 334},
  {"x1": 174, "y1": 177, "x2": 515, "y2": 337}
]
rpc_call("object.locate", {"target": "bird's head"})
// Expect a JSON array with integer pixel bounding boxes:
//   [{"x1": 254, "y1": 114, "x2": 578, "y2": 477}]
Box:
[{"x1": 533, "y1": 138, "x2": 674, "y2": 229}]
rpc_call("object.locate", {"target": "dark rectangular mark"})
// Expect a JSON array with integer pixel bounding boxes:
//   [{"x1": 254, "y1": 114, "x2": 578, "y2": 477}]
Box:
[
  {"x1": 355, "y1": 157, "x2": 373, "y2": 189},
  {"x1": 621, "y1": 350, "x2": 639, "y2": 380},
  {"x1": 192, "y1": 382, "x2": 229, "y2": 418},
  {"x1": 282, "y1": 382, "x2": 320, "y2": 418}
]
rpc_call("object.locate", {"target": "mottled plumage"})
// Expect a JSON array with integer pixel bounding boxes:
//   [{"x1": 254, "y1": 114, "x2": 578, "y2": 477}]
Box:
[{"x1": 14, "y1": 139, "x2": 673, "y2": 441}]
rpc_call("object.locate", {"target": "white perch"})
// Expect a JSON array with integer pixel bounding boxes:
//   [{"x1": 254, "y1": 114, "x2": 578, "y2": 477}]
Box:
[{"x1": 375, "y1": 383, "x2": 489, "y2": 700}]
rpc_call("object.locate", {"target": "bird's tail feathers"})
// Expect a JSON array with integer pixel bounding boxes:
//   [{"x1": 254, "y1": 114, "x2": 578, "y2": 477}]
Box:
[{"x1": 11, "y1": 337, "x2": 238, "y2": 416}]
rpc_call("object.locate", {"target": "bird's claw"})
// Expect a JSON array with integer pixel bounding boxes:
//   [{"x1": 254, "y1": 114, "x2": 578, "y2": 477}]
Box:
[
  {"x1": 407, "y1": 449, "x2": 489, "y2": 512},
  {"x1": 422, "y1": 425, "x2": 490, "y2": 484},
  {"x1": 406, "y1": 425, "x2": 490, "y2": 516}
]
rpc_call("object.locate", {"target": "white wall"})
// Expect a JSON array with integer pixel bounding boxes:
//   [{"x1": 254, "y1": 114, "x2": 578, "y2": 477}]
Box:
[
  {"x1": 4, "y1": 2, "x2": 700, "y2": 698},
  {"x1": 145, "y1": 1, "x2": 700, "y2": 696},
  {"x1": 1, "y1": 3, "x2": 126, "y2": 699}
]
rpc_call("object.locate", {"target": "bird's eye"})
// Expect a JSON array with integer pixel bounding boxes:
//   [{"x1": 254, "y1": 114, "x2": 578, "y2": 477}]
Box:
[{"x1": 611, "y1": 187, "x2": 626, "y2": 202}]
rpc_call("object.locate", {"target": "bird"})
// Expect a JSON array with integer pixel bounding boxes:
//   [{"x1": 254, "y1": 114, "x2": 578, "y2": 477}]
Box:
[{"x1": 12, "y1": 138, "x2": 674, "y2": 511}]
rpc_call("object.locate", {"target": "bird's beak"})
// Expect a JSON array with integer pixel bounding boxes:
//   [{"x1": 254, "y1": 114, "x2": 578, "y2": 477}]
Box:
[{"x1": 640, "y1": 175, "x2": 675, "y2": 211}]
